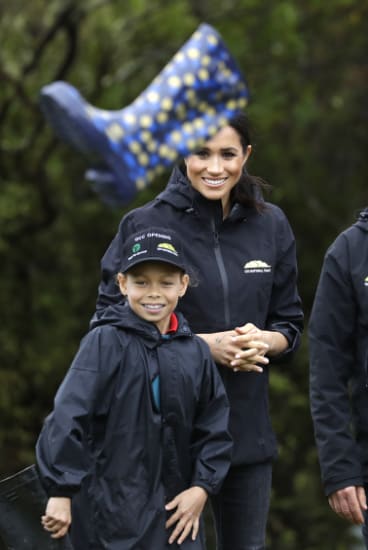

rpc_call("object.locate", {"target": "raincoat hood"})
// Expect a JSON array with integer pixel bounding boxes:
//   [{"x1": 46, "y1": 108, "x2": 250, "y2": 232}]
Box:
[{"x1": 354, "y1": 207, "x2": 368, "y2": 232}]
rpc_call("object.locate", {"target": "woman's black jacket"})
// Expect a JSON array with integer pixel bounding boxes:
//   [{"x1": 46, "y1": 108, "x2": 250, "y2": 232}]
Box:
[{"x1": 96, "y1": 166, "x2": 304, "y2": 465}]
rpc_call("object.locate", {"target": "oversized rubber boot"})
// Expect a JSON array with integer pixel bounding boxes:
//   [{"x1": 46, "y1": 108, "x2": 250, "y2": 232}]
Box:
[{"x1": 39, "y1": 23, "x2": 249, "y2": 207}]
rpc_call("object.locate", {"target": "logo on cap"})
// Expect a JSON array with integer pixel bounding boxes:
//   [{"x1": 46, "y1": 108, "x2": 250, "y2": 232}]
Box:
[{"x1": 157, "y1": 242, "x2": 178, "y2": 256}]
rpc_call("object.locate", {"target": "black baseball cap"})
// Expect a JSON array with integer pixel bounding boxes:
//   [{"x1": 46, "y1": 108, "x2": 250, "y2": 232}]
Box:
[{"x1": 120, "y1": 228, "x2": 187, "y2": 273}]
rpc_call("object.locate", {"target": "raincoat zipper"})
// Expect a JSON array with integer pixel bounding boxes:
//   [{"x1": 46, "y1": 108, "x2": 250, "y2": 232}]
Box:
[{"x1": 211, "y1": 218, "x2": 231, "y2": 327}]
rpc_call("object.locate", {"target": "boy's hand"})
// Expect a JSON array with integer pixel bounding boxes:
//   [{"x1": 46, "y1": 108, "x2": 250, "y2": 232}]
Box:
[
  {"x1": 41, "y1": 496, "x2": 71, "y2": 538},
  {"x1": 165, "y1": 486, "x2": 208, "y2": 545}
]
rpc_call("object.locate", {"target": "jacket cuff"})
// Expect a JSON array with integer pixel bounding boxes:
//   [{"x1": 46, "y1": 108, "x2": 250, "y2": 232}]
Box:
[
  {"x1": 324, "y1": 476, "x2": 364, "y2": 497},
  {"x1": 267, "y1": 326, "x2": 301, "y2": 363},
  {"x1": 190, "y1": 481, "x2": 211, "y2": 496},
  {"x1": 47, "y1": 486, "x2": 77, "y2": 498}
]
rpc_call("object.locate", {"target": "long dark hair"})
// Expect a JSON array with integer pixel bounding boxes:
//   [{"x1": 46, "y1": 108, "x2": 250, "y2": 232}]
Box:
[{"x1": 228, "y1": 112, "x2": 269, "y2": 212}]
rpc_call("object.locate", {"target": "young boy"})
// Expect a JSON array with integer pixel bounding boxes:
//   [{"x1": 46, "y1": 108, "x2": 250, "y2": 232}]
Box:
[{"x1": 36, "y1": 228, "x2": 232, "y2": 549}]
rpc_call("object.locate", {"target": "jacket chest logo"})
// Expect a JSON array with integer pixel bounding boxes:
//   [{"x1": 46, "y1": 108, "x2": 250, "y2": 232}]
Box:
[{"x1": 243, "y1": 260, "x2": 272, "y2": 274}]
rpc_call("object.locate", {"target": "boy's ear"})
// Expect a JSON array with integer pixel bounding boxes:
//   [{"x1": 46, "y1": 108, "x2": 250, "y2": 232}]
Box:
[
  {"x1": 117, "y1": 273, "x2": 127, "y2": 295},
  {"x1": 179, "y1": 273, "x2": 190, "y2": 297}
]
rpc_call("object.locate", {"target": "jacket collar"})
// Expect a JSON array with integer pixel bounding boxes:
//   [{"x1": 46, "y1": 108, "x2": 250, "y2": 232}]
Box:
[
  {"x1": 156, "y1": 165, "x2": 253, "y2": 223},
  {"x1": 91, "y1": 303, "x2": 192, "y2": 347},
  {"x1": 355, "y1": 208, "x2": 368, "y2": 232}
]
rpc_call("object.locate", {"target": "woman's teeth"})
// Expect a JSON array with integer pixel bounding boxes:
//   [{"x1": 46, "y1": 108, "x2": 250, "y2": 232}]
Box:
[{"x1": 203, "y1": 178, "x2": 226, "y2": 187}]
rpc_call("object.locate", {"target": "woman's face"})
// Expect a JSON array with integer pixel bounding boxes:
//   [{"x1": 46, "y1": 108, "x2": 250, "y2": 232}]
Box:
[{"x1": 185, "y1": 125, "x2": 251, "y2": 216}]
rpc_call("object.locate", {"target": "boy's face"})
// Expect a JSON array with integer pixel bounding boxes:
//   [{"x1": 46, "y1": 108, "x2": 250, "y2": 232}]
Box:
[{"x1": 117, "y1": 261, "x2": 189, "y2": 333}]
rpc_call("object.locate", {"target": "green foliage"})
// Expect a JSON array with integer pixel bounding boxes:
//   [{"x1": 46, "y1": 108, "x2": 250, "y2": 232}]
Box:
[{"x1": 0, "y1": 0, "x2": 367, "y2": 547}]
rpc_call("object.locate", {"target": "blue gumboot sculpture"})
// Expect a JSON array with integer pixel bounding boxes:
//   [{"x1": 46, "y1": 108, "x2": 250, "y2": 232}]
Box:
[{"x1": 39, "y1": 23, "x2": 249, "y2": 207}]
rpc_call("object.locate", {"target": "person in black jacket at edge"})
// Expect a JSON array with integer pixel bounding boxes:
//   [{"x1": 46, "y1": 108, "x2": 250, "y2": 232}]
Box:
[
  {"x1": 95, "y1": 112, "x2": 304, "y2": 550},
  {"x1": 309, "y1": 210, "x2": 368, "y2": 548},
  {"x1": 36, "y1": 228, "x2": 232, "y2": 549}
]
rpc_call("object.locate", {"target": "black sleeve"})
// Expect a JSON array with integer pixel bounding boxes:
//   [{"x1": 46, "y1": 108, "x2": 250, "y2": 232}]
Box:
[
  {"x1": 36, "y1": 328, "x2": 121, "y2": 497},
  {"x1": 309, "y1": 235, "x2": 363, "y2": 495},
  {"x1": 190, "y1": 341, "x2": 233, "y2": 495},
  {"x1": 266, "y1": 213, "x2": 304, "y2": 362}
]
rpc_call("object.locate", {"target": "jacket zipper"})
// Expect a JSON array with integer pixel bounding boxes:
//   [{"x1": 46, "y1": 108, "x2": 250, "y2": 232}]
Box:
[{"x1": 211, "y1": 218, "x2": 231, "y2": 327}]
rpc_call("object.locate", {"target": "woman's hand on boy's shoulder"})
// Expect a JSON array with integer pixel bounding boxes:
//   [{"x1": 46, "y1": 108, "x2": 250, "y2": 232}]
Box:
[
  {"x1": 165, "y1": 486, "x2": 208, "y2": 545},
  {"x1": 41, "y1": 496, "x2": 72, "y2": 539}
]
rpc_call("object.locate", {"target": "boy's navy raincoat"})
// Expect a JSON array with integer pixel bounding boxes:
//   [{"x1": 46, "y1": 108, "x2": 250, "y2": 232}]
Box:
[
  {"x1": 309, "y1": 209, "x2": 368, "y2": 496},
  {"x1": 96, "y1": 166, "x2": 304, "y2": 466},
  {"x1": 36, "y1": 304, "x2": 232, "y2": 549}
]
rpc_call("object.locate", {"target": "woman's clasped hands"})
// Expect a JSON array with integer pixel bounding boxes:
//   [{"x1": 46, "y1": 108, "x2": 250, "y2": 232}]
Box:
[{"x1": 208, "y1": 323, "x2": 272, "y2": 373}]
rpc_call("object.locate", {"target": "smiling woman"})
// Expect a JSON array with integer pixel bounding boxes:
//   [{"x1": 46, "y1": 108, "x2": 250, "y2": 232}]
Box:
[
  {"x1": 95, "y1": 112, "x2": 304, "y2": 550},
  {"x1": 184, "y1": 125, "x2": 251, "y2": 218}
]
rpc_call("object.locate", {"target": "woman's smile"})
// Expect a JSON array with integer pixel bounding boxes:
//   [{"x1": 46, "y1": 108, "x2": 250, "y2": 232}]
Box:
[{"x1": 202, "y1": 177, "x2": 228, "y2": 187}]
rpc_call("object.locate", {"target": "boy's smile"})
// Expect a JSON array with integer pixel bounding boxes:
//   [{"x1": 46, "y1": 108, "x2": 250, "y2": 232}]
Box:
[{"x1": 118, "y1": 261, "x2": 189, "y2": 333}]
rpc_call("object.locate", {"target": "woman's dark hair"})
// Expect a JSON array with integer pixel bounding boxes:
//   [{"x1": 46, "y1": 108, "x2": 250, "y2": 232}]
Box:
[{"x1": 228, "y1": 112, "x2": 269, "y2": 212}]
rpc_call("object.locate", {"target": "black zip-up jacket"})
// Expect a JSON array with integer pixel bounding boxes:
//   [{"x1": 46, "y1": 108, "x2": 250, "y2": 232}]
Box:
[
  {"x1": 36, "y1": 304, "x2": 232, "y2": 550},
  {"x1": 96, "y1": 166, "x2": 304, "y2": 465},
  {"x1": 309, "y1": 209, "x2": 368, "y2": 496}
]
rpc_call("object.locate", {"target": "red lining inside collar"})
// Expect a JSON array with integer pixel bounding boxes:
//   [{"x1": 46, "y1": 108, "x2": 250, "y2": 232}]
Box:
[{"x1": 166, "y1": 313, "x2": 178, "y2": 333}]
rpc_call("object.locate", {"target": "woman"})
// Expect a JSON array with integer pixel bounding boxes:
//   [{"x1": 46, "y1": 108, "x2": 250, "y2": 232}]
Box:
[{"x1": 95, "y1": 113, "x2": 304, "y2": 550}]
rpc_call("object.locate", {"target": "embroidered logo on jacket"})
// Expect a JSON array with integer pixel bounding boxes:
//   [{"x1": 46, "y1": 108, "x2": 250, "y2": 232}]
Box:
[{"x1": 243, "y1": 260, "x2": 272, "y2": 274}]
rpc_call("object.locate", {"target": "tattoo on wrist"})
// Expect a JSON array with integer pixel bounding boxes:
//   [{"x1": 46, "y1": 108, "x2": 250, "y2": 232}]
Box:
[{"x1": 215, "y1": 335, "x2": 223, "y2": 344}]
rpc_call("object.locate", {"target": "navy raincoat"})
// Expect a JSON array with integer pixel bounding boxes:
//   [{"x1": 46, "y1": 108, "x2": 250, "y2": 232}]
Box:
[
  {"x1": 96, "y1": 166, "x2": 303, "y2": 466},
  {"x1": 309, "y1": 209, "x2": 368, "y2": 496},
  {"x1": 36, "y1": 304, "x2": 232, "y2": 549}
]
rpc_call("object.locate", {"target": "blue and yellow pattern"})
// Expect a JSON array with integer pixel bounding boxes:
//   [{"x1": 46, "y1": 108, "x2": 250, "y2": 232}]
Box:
[{"x1": 39, "y1": 23, "x2": 249, "y2": 207}]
